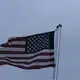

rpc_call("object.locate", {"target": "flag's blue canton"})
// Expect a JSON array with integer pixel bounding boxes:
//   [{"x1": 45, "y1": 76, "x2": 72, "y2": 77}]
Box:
[{"x1": 25, "y1": 32, "x2": 50, "y2": 53}]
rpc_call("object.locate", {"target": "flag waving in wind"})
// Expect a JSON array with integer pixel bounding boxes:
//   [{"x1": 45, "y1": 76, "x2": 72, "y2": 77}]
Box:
[{"x1": 0, "y1": 31, "x2": 55, "y2": 70}]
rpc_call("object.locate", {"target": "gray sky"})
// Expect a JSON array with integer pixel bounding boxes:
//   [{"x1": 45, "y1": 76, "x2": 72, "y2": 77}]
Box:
[{"x1": 0, "y1": 0, "x2": 80, "y2": 80}]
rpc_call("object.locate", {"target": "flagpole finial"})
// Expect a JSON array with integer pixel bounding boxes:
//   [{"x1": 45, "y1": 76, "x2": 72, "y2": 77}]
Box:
[{"x1": 56, "y1": 24, "x2": 62, "y2": 29}]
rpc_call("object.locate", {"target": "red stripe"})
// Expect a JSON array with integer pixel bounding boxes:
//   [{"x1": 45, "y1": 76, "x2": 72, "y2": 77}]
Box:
[
  {"x1": 1, "y1": 44, "x2": 25, "y2": 48},
  {"x1": 0, "y1": 48, "x2": 54, "y2": 55},
  {"x1": 0, "y1": 58, "x2": 54, "y2": 64},
  {"x1": 8, "y1": 37, "x2": 26, "y2": 42},
  {"x1": 0, "y1": 51, "x2": 25, "y2": 54},
  {"x1": 0, "y1": 62, "x2": 55, "y2": 69},
  {"x1": 0, "y1": 52, "x2": 54, "y2": 58}
]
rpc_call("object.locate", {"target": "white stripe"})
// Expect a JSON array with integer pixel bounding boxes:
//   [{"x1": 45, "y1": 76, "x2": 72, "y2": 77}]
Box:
[
  {"x1": 0, "y1": 48, "x2": 53, "y2": 53},
  {"x1": 0, "y1": 49, "x2": 54, "y2": 57},
  {"x1": 0, "y1": 56, "x2": 53, "y2": 62},
  {"x1": 0, "y1": 59, "x2": 53, "y2": 67},
  {"x1": 9, "y1": 41, "x2": 25, "y2": 45},
  {"x1": 0, "y1": 47, "x2": 25, "y2": 51}
]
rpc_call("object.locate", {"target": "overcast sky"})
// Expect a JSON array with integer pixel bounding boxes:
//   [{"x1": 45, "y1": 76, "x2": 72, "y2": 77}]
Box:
[{"x1": 0, "y1": 0, "x2": 80, "y2": 80}]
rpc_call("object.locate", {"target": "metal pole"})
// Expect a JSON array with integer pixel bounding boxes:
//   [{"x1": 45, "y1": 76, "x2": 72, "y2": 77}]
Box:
[{"x1": 54, "y1": 24, "x2": 62, "y2": 80}]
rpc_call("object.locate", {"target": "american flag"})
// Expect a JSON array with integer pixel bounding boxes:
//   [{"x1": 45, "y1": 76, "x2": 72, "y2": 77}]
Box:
[{"x1": 0, "y1": 31, "x2": 55, "y2": 69}]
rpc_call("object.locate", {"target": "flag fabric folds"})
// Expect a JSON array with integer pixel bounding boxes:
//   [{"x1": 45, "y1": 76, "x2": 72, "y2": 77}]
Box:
[{"x1": 0, "y1": 31, "x2": 55, "y2": 70}]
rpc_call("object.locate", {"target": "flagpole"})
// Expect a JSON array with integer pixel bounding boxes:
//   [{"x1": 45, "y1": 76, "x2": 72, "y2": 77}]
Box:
[{"x1": 54, "y1": 24, "x2": 62, "y2": 80}]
